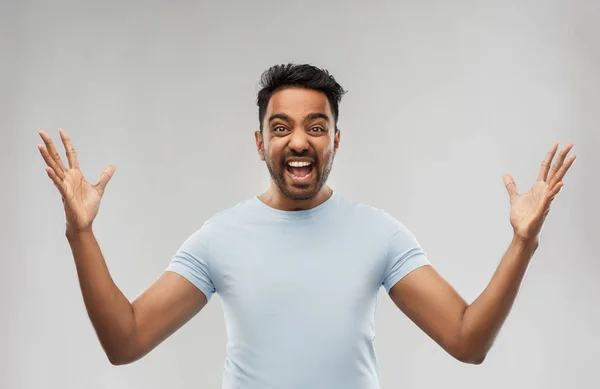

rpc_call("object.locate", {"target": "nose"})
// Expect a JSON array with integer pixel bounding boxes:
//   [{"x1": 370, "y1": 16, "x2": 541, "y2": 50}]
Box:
[{"x1": 288, "y1": 129, "x2": 309, "y2": 153}]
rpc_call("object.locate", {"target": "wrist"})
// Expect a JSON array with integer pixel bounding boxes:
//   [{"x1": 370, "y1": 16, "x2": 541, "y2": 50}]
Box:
[
  {"x1": 511, "y1": 233, "x2": 540, "y2": 251},
  {"x1": 66, "y1": 225, "x2": 94, "y2": 242}
]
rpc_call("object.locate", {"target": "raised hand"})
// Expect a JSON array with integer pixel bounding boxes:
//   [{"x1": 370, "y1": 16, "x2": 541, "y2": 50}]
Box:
[
  {"x1": 502, "y1": 143, "x2": 576, "y2": 240},
  {"x1": 37, "y1": 129, "x2": 116, "y2": 234}
]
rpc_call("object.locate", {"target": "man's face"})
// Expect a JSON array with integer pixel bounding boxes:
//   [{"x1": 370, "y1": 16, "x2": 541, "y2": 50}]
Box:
[{"x1": 255, "y1": 87, "x2": 340, "y2": 201}]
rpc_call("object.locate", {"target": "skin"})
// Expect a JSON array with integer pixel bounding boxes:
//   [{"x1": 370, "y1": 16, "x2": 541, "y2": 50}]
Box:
[
  {"x1": 254, "y1": 87, "x2": 340, "y2": 211},
  {"x1": 37, "y1": 87, "x2": 576, "y2": 366},
  {"x1": 390, "y1": 142, "x2": 575, "y2": 363},
  {"x1": 37, "y1": 130, "x2": 207, "y2": 365}
]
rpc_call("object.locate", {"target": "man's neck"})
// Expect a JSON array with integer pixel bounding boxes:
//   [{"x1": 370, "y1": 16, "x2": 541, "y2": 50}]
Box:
[{"x1": 258, "y1": 185, "x2": 333, "y2": 212}]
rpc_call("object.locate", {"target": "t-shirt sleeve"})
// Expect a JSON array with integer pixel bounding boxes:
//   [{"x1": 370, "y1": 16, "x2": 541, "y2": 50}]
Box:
[
  {"x1": 165, "y1": 221, "x2": 216, "y2": 301},
  {"x1": 381, "y1": 220, "x2": 430, "y2": 293}
]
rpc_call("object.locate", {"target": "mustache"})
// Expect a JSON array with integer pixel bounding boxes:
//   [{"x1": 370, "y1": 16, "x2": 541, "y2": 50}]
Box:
[{"x1": 281, "y1": 151, "x2": 318, "y2": 164}]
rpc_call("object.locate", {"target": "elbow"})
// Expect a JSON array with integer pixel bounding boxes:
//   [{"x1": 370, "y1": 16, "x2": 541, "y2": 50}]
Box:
[
  {"x1": 449, "y1": 339, "x2": 488, "y2": 365},
  {"x1": 107, "y1": 353, "x2": 129, "y2": 366},
  {"x1": 104, "y1": 342, "x2": 140, "y2": 366},
  {"x1": 456, "y1": 351, "x2": 487, "y2": 365},
  {"x1": 94, "y1": 314, "x2": 141, "y2": 366},
  {"x1": 107, "y1": 354, "x2": 125, "y2": 366},
  {"x1": 106, "y1": 349, "x2": 131, "y2": 366},
  {"x1": 107, "y1": 351, "x2": 138, "y2": 366}
]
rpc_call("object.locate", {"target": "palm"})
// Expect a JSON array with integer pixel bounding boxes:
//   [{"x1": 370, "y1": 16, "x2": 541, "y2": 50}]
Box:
[
  {"x1": 503, "y1": 143, "x2": 576, "y2": 240},
  {"x1": 37, "y1": 129, "x2": 115, "y2": 232},
  {"x1": 509, "y1": 183, "x2": 550, "y2": 238},
  {"x1": 62, "y1": 169, "x2": 103, "y2": 230}
]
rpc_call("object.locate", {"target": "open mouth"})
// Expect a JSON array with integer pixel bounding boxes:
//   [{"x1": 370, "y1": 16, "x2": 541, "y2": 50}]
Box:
[{"x1": 285, "y1": 160, "x2": 314, "y2": 183}]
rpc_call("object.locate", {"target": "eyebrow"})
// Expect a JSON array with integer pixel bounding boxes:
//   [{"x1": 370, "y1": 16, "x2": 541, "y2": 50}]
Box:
[{"x1": 268, "y1": 112, "x2": 330, "y2": 125}]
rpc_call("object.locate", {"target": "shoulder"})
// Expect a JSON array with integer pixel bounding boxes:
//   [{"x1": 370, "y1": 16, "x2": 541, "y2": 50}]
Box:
[
  {"x1": 336, "y1": 193, "x2": 409, "y2": 235},
  {"x1": 204, "y1": 198, "x2": 255, "y2": 226},
  {"x1": 180, "y1": 197, "x2": 257, "y2": 245},
  {"x1": 192, "y1": 195, "x2": 262, "y2": 230}
]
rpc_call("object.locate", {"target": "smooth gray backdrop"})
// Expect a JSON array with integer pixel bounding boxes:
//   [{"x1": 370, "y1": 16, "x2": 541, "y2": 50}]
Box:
[{"x1": 2, "y1": 1, "x2": 598, "y2": 388}]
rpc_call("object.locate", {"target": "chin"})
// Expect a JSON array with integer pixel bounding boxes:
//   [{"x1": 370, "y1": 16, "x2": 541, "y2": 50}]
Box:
[
  {"x1": 267, "y1": 162, "x2": 329, "y2": 201},
  {"x1": 282, "y1": 183, "x2": 319, "y2": 201}
]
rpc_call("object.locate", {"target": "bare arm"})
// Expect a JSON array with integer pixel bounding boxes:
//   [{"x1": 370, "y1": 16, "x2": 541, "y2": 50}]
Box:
[
  {"x1": 67, "y1": 228, "x2": 207, "y2": 365},
  {"x1": 390, "y1": 235, "x2": 536, "y2": 364},
  {"x1": 390, "y1": 142, "x2": 575, "y2": 364},
  {"x1": 37, "y1": 128, "x2": 207, "y2": 365}
]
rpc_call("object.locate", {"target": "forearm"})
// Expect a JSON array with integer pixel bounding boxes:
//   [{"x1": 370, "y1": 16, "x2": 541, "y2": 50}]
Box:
[
  {"x1": 459, "y1": 234, "x2": 539, "y2": 362},
  {"x1": 66, "y1": 227, "x2": 137, "y2": 363}
]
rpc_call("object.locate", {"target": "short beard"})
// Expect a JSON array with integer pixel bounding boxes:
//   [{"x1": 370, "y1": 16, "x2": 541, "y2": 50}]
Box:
[{"x1": 264, "y1": 152, "x2": 335, "y2": 201}]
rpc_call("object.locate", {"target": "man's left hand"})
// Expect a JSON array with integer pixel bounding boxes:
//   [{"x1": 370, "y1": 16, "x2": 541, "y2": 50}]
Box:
[{"x1": 502, "y1": 143, "x2": 576, "y2": 241}]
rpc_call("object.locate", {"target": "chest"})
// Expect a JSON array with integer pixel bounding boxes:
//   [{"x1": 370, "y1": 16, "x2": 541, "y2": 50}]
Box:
[{"x1": 208, "y1": 223, "x2": 388, "y2": 311}]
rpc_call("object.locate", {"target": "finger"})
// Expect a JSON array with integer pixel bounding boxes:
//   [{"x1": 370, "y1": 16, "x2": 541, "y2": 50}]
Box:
[
  {"x1": 94, "y1": 165, "x2": 116, "y2": 196},
  {"x1": 537, "y1": 142, "x2": 559, "y2": 182},
  {"x1": 503, "y1": 174, "x2": 518, "y2": 200},
  {"x1": 37, "y1": 144, "x2": 66, "y2": 180},
  {"x1": 59, "y1": 128, "x2": 80, "y2": 169},
  {"x1": 548, "y1": 154, "x2": 576, "y2": 188},
  {"x1": 45, "y1": 166, "x2": 67, "y2": 196},
  {"x1": 548, "y1": 181, "x2": 564, "y2": 199},
  {"x1": 38, "y1": 130, "x2": 69, "y2": 173},
  {"x1": 547, "y1": 144, "x2": 574, "y2": 184},
  {"x1": 544, "y1": 181, "x2": 564, "y2": 205}
]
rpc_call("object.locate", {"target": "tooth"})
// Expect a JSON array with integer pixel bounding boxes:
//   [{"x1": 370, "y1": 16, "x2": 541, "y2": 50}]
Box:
[{"x1": 287, "y1": 161, "x2": 312, "y2": 167}]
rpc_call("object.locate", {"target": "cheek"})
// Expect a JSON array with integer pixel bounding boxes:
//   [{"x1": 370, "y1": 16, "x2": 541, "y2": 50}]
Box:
[
  {"x1": 319, "y1": 142, "x2": 336, "y2": 160},
  {"x1": 264, "y1": 144, "x2": 283, "y2": 163}
]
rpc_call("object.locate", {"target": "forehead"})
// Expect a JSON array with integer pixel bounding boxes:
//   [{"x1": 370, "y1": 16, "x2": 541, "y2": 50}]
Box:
[{"x1": 266, "y1": 87, "x2": 333, "y2": 120}]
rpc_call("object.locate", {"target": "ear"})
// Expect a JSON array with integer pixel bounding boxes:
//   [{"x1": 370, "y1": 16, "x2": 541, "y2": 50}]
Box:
[
  {"x1": 255, "y1": 130, "x2": 265, "y2": 161},
  {"x1": 334, "y1": 128, "x2": 341, "y2": 152}
]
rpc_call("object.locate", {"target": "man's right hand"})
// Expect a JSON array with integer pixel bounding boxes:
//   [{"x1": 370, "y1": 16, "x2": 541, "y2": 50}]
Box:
[
  {"x1": 37, "y1": 128, "x2": 116, "y2": 234},
  {"x1": 36, "y1": 128, "x2": 208, "y2": 365}
]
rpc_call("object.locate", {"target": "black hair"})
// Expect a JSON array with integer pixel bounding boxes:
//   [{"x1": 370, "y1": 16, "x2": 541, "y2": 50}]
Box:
[{"x1": 256, "y1": 63, "x2": 347, "y2": 132}]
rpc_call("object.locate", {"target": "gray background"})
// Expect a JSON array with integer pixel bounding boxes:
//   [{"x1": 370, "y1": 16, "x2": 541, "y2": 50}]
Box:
[{"x1": 2, "y1": 0, "x2": 598, "y2": 388}]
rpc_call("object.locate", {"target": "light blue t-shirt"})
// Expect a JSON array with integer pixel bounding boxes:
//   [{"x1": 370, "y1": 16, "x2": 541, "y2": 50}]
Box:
[{"x1": 165, "y1": 191, "x2": 430, "y2": 389}]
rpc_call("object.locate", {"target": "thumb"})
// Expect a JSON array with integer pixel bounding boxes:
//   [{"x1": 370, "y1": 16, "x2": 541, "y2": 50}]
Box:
[
  {"x1": 502, "y1": 174, "x2": 518, "y2": 200},
  {"x1": 95, "y1": 165, "x2": 116, "y2": 195}
]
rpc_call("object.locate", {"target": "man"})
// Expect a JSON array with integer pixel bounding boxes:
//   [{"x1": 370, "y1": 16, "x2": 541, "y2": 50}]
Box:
[{"x1": 37, "y1": 63, "x2": 575, "y2": 388}]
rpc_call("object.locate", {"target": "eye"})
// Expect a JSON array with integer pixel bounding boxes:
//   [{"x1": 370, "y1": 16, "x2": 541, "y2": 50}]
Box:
[
  {"x1": 273, "y1": 126, "x2": 287, "y2": 132},
  {"x1": 310, "y1": 126, "x2": 325, "y2": 132}
]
